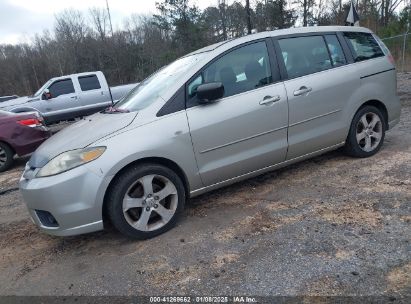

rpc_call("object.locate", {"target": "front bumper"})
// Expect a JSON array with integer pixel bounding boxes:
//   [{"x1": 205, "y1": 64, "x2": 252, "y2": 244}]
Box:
[{"x1": 19, "y1": 164, "x2": 108, "y2": 236}]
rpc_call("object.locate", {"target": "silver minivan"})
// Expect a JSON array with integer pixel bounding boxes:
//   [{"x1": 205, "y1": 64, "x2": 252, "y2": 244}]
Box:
[{"x1": 19, "y1": 26, "x2": 401, "y2": 239}]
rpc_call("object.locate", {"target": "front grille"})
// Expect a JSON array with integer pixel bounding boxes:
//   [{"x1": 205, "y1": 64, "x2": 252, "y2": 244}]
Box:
[{"x1": 35, "y1": 210, "x2": 59, "y2": 227}]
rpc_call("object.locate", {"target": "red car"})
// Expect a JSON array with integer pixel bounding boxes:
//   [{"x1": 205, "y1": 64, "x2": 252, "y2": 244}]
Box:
[{"x1": 0, "y1": 110, "x2": 51, "y2": 172}]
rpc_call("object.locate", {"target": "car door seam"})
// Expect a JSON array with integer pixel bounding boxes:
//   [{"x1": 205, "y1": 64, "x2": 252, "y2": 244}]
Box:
[
  {"x1": 289, "y1": 109, "x2": 341, "y2": 127},
  {"x1": 190, "y1": 141, "x2": 345, "y2": 196},
  {"x1": 199, "y1": 126, "x2": 288, "y2": 154},
  {"x1": 185, "y1": 110, "x2": 206, "y2": 186}
]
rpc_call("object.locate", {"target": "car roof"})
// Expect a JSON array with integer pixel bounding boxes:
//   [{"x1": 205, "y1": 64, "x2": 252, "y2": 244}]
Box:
[
  {"x1": 188, "y1": 26, "x2": 372, "y2": 56},
  {"x1": 267, "y1": 25, "x2": 370, "y2": 37},
  {"x1": 49, "y1": 71, "x2": 103, "y2": 82}
]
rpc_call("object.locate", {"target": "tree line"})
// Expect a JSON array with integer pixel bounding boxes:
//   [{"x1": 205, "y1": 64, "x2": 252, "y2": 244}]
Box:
[{"x1": 0, "y1": 0, "x2": 410, "y2": 96}]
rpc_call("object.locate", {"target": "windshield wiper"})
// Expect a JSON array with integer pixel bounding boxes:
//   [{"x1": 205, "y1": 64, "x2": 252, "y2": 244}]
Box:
[{"x1": 101, "y1": 106, "x2": 130, "y2": 114}]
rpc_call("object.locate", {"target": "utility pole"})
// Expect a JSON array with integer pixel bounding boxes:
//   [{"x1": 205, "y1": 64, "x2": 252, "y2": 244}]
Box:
[
  {"x1": 303, "y1": 0, "x2": 308, "y2": 27},
  {"x1": 219, "y1": 0, "x2": 227, "y2": 40},
  {"x1": 403, "y1": 2, "x2": 410, "y2": 72},
  {"x1": 246, "y1": 0, "x2": 252, "y2": 34},
  {"x1": 106, "y1": 0, "x2": 114, "y2": 36}
]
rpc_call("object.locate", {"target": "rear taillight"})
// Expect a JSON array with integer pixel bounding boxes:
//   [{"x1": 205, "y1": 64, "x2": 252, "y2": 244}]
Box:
[{"x1": 18, "y1": 118, "x2": 43, "y2": 128}]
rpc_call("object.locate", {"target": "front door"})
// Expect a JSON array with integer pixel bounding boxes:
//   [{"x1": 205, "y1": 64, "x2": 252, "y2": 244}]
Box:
[
  {"x1": 43, "y1": 78, "x2": 79, "y2": 115},
  {"x1": 186, "y1": 41, "x2": 289, "y2": 186}
]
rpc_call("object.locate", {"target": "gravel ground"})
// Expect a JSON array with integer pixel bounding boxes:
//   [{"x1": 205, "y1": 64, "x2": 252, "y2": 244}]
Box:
[{"x1": 0, "y1": 74, "x2": 410, "y2": 297}]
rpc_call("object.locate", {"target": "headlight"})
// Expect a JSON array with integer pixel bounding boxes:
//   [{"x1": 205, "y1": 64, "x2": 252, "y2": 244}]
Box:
[{"x1": 36, "y1": 147, "x2": 106, "y2": 177}]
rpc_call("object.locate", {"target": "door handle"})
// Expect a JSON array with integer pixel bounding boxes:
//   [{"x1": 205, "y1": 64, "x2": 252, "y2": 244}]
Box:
[
  {"x1": 70, "y1": 96, "x2": 78, "y2": 100},
  {"x1": 259, "y1": 95, "x2": 281, "y2": 105},
  {"x1": 293, "y1": 86, "x2": 312, "y2": 96}
]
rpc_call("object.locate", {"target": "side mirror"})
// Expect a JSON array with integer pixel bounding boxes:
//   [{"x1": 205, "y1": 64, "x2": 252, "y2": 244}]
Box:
[
  {"x1": 196, "y1": 82, "x2": 224, "y2": 104},
  {"x1": 43, "y1": 89, "x2": 52, "y2": 100}
]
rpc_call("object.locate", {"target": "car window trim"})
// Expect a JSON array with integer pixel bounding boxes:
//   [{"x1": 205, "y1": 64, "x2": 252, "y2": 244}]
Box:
[
  {"x1": 324, "y1": 34, "x2": 349, "y2": 67},
  {"x1": 342, "y1": 32, "x2": 385, "y2": 63},
  {"x1": 156, "y1": 30, "x2": 370, "y2": 116},
  {"x1": 157, "y1": 37, "x2": 281, "y2": 116},
  {"x1": 78, "y1": 74, "x2": 102, "y2": 91},
  {"x1": 47, "y1": 78, "x2": 75, "y2": 98},
  {"x1": 272, "y1": 32, "x2": 352, "y2": 81},
  {"x1": 322, "y1": 35, "x2": 335, "y2": 67},
  {"x1": 185, "y1": 38, "x2": 280, "y2": 109},
  {"x1": 336, "y1": 32, "x2": 355, "y2": 63}
]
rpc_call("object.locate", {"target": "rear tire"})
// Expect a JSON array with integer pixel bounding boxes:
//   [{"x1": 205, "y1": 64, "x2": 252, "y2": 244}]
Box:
[
  {"x1": 106, "y1": 163, "x2": 185, "y2": 239},
  {"x1": 344, "y1": 106, "x2": 386, "y2": 158},
  {"x1": 0, "y1": 142, "x2": 14, "y2": 172}
]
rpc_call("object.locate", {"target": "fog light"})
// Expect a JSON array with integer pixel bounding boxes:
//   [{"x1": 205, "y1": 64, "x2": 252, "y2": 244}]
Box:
[{"x1": 35, "y1": 210, "x2": 59, "y2": 228}]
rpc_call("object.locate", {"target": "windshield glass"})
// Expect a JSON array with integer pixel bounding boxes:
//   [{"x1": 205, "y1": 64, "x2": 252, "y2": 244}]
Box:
[
  {"x1": 33, "y1": 79, "x2": 53, "y2": 97},
  {"x1": 115, "y1": 53, "x2": 205, "y2": 112}
]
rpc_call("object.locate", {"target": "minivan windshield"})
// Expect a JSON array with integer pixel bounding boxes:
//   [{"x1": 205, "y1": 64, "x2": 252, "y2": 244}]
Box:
[{"x1": 115, "y1": 53, "x2": 205, "y2": 112}]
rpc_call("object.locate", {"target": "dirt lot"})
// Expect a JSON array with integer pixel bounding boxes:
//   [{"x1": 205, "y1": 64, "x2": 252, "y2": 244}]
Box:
[{"x1": 0, "y1": 74, "x2": 410, "y2": 297}]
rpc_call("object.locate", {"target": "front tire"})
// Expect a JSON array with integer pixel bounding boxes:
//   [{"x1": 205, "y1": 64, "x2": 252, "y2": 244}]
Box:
[
  {"x1": 106, "y1": 164, "x2": 185, "y2": 239},
  {"x1": 344, "y1": 106, "x2": 386, "y2": 158},
  {"x1": 0, "y1": 142, "x2": 14, "y2": 172}
]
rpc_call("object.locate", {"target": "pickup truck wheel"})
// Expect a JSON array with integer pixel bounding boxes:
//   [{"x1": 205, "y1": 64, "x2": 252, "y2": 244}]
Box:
[
  {"x1": 106, "y1": 164, "x2": 185, "y2": 239},
  {"x1": 344, "y1": 106, "x2": 386, "y2": 158},
  {"x1": 0, "y1": 142, "x2": 14, "y2": 172}
]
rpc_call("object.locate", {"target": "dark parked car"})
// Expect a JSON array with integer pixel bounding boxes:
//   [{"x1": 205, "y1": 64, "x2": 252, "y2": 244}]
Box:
[
  {"x1": 0, "y1": 110, "x2": 51, "y2": 172},
  {"x1": 0, "y1": 95, "x2": 19, "y2": 103}
]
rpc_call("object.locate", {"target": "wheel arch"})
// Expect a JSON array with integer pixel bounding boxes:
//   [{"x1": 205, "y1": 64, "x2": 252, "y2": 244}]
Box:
[
  {"x1": 356, "y1": 100, "x2": 389, "y2": 130},
  {"x1": 0, "y1": 140, "x2": 16, "y2": 155},
  {"x1": 101, "y1": 156, "x2": 190, "y2": 226}
]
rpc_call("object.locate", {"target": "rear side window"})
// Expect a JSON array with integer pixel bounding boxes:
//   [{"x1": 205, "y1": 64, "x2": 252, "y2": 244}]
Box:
[
  {"x1": 78, "y1": 75, "x2": 101, "y2": 91},
  {"x1": 48, "y1": 79, "x2": 75, "y2": 98},
  {"x1": 324, "y1": 35, "x2": 347, "y2": 67},
  {"x1": 373, "y1": 34, "x2": 391, "y2": 55},
  {"x1": 344, "y1": 32, "x2": 384, "y2": 62},
  {"x1": 278, "y1": 36, "x2": 332, "y2": 79}
]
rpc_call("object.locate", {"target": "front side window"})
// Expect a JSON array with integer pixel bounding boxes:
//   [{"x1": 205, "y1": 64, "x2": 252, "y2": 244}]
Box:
[
  {"x1": 188, "y1": 41, "x2": 274, "y2": 100},
  {"x1": 33, "y1": 80, "x2": 52, "y2": 97},
  {"x1": 279, "y1": 36, "x2": 332, "y2": 79},
  {"x1": 48, "y1": 79, "x2": 75, "y2": 98},
  {"x1": 78, "y1": 75, "x2": 101, "y2": 91},
  {"x1": 344, "y1": 32, "x2": 384, "y2": 62}
]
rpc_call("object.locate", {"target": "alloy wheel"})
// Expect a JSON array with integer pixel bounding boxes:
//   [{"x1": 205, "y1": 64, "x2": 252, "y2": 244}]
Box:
[
  {"x1": 122, "y1": 174, "x2": 178, "y2": 232},
  {"x1": 356, "y1": 112, "x2": 383, "y2": 152},
  {"x1": 0, "y1": 146, "x2": 7, "y2": 168}
]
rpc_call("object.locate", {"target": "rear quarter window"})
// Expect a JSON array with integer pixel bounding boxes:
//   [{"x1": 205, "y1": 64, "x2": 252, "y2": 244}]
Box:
[
  {"x1": 344, "y1": 32, "x2": 384, "y2": 62},
  {"x1": 78, "y1": 75, "x2": 101, "y2": 91}
]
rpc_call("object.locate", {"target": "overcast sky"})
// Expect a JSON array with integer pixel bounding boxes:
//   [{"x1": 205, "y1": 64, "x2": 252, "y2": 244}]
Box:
[
  {"x1": 0, "y1": 0, "x2": 217, "y2": 44},
  {"x1": 0, "y1": 0, "x2": 408, "y2": 45}
]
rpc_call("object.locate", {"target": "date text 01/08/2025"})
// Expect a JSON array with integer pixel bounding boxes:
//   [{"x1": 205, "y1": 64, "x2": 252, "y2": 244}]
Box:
[{"x1": 149, "y1": 296, "x2": 257, "y2": 303}]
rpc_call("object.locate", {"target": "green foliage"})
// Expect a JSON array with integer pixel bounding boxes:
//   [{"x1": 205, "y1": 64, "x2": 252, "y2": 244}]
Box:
[
  {"x1": 378, "y1": 6, "x2": 410, "y2": 38},
  {"x1": 254, "y1": 0, "x2": 297, "y2": 31}
]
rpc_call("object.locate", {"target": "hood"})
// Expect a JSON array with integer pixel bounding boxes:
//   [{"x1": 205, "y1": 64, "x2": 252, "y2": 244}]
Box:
[
  {"x1": 0, "y1": 96, "x2": 36, "y2": 109},
  {"x1": 29, "y1": 111, "x2": 138, "y2": 168}
]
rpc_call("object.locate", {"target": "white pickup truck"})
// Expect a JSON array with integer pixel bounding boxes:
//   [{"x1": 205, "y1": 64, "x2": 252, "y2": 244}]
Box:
[{"x1": 0, "y1": 71, "x2": 137, "y2": 124}]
